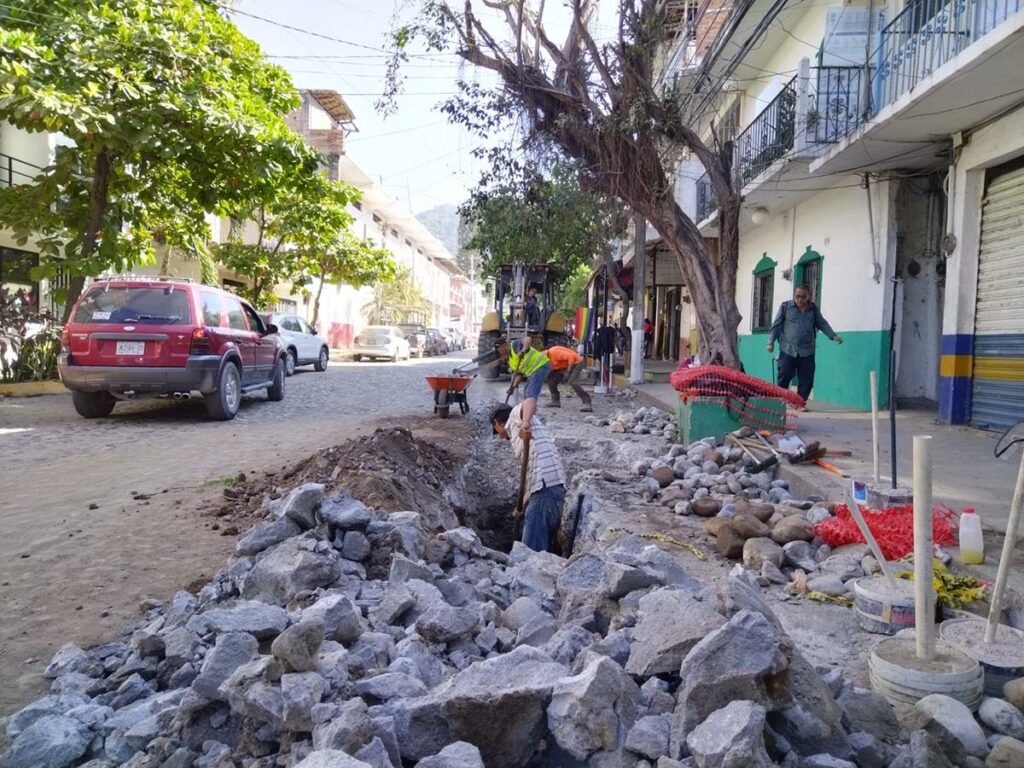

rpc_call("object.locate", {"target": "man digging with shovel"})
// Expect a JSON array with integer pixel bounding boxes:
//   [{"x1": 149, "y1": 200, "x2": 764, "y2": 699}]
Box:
[{"x1": 490, "y1": 403, "x2": 566, "y2": 553}]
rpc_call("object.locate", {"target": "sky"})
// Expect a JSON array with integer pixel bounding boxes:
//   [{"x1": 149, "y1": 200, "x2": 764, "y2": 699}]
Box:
[{"x1": 232, "y1": 0, "x2": 489, "y2": 215}]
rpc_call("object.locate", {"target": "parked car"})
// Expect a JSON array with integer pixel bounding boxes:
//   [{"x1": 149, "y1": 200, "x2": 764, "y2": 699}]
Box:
[
  {"x1": 262, "y1": 312, "x2": 329, "y2": 376},
  {"x1": 444, "y1": 327, "x2": 464, "y2": 351},
  {"x1": 424, "y1": 328, "x2": 449, "y2": 356},
  {"x1": 353, "y1": 325, "x2": 411, "y2": 362},
  {"x1": 397, "y1": 323, "x2": 427, "y2": 358},
  {"x1": 59, "y1": 278, "x2": 287, "y2": 420}
]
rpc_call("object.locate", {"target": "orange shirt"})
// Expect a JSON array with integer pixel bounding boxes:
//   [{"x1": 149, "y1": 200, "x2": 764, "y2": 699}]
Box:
[{"x1": 545, "y1": 345, "x2": 582, "y2": 371}]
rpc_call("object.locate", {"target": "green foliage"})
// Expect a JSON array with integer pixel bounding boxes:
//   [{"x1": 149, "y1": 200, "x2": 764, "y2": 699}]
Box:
[
  {"x1": 461, "y1": 157, "x2": 624, "y2": 293},
  {"x1": 558, "y1": 263, "x2": 593, "y2": 316},
  {"x1": 0, "y1": 288, "x2": 60, "y2": 382},
  {"x1": 0, "y1": 0, "x2": 316, "y2": 313},
  {"x1": 363, "y1": 265, "x2": 432, "y2": 325}
]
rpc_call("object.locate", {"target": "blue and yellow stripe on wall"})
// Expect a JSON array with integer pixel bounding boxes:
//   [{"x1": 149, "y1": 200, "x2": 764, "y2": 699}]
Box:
[{"x1": 938, "y1": 334, "x2": 974, "y2": 425}]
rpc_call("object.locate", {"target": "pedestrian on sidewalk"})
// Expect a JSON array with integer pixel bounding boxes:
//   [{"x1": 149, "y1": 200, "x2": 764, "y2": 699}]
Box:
[
  {"x1": 495, "y1": 335, "x2": 551, "y2": 440},
  {"x1": 766, "y1": 284, "x2": 843, "y2": 403},
  {"x1": 545, "y1": 345, "x2": 593, "y2": 412},
  {"x1": 643, "y1": 318, "x2": 654, "y2": 358},
  {"x1": 490, "y1": 402, "x2": 566, "y2": 553}
]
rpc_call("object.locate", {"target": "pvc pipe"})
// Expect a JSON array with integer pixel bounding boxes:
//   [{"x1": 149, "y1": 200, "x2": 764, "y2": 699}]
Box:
[
  {"x1": 985, "y1": 447, "x2": 1024, "y2": 644},
  {"x1": 870, "y1": 370, "x2": 881, "y2": 484},
  {"x1": 914, "y1": 435, "x2": 935, "y2": 661},
  {"x1": 846, "y1": 489, "x2": 899, "y2": 591}
]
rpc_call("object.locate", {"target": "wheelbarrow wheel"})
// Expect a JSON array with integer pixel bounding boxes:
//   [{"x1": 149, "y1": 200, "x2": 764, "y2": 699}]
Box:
[
  {"x1": 434, "y1": 388, "x2": 450, "y2": 418},
  {"x1": 438, "y1": 405, "x2": 451, "y2": 419}
]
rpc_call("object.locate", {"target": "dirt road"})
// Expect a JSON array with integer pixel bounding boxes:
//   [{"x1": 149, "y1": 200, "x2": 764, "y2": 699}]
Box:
[{"x1": 0, "y1": 353, "x2": 488, "y2": 715}]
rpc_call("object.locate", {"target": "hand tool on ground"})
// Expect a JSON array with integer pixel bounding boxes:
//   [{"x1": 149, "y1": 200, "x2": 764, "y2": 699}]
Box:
[
  {"x1": 512, "y1": 437, "x2": 531, "y2": 543},
  {"x1": 727, "y1": 434, "x2": 776, "y2": 473},
  {"x1": 789, "y1": 441, "x2": 825, "y2": 464},
  {"x1": 813, "y1": 458, "x2": 849, "y2": 477},
  {"x1": 752, "y1": 432, "x2": 783, "y2": 471}
]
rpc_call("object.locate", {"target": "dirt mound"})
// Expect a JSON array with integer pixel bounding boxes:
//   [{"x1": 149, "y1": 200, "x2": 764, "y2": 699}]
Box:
[{"x1": 215, "y1": 426, "x2": 469, "y2": 532}]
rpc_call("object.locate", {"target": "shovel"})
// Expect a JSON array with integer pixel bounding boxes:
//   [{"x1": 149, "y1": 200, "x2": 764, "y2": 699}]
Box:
[{"x1": 512, "y1": 438, "x2": 531, "y2": 543}]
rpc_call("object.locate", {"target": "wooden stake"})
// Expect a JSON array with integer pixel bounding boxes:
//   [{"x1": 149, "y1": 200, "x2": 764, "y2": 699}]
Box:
[
  {"x1": 914, "y1": 435, "x2": 935, "y2": 661},
  {"x1": 870, "y1": 370, "x2": 880, "y2": 484},
  {"x1": 846, "y1": 489, "x2": 899, "y2": 591},
  {"x1": 985, "y1": 447, "x2": 1024, "y2": 644}
]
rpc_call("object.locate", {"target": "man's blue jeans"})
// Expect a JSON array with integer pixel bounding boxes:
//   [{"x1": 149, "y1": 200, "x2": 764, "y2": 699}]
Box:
[
  {"x1": 522, "y1": 484, "x2": 565, "y2": 553},
  {"x1": 523, "y1": 362, "x2": 551, "y2": 400}
]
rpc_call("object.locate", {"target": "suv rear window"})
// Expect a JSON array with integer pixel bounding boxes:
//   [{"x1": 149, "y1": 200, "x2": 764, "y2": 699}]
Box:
[{"x1": 73, "y1": 285, "x2": 193, "y2": 325}]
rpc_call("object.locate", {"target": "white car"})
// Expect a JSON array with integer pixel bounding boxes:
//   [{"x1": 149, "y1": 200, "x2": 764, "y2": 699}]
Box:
[
  {"x1": 353, "y1": 325, "x2": 411, "y2": 362},
  {"x1": 263, "y1": 312, "x2": 330, "y2": 375}
]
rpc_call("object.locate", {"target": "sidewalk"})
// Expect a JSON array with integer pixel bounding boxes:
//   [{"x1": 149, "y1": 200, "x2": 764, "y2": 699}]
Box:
[{"x1": 617, "y1": 380, "x2": 1023, "y2": 535}]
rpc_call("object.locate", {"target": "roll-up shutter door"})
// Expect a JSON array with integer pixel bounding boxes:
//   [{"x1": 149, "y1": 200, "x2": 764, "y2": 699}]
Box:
[{"x1": 971, "y1": 163, "x2": 1024, "y2": 430}]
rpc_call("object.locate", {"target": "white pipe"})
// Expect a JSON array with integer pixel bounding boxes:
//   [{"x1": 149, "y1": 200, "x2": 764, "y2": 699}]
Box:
[
  {"x1": 870, "y1": 370, "x2": 881, "y2": 484},
  {"x1": 846, "y1": 489, "x2": 899, "y2": 591},
  {"x1": 985, "y1": 447, "x2": 1024, "y2": 644},
  {"x1": 914, "y1": 435, "x2": 935, "y2": 661}
]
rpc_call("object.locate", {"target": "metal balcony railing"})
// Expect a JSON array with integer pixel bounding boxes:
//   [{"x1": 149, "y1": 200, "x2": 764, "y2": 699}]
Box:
[
  {"x1": 696, "y1": 172, "x2": 717, "y2": 222},
  {"x1": 874, "y1": 0, "x2": 1022, "y2": 112},
  {"x1": 735, "y1": 75, "x2": 798, "y2": 183},
  {"x1": 811, "y1": 67, "x2": 867, "y2": 143},
  {"x1": 0, "y1": 152, "x2": 43, "y2": 188}
]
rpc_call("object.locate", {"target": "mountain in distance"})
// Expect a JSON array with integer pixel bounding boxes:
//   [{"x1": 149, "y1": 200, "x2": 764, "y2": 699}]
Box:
[{"x1": 416, "y1": 203, "x2": 477, "y2": 277}]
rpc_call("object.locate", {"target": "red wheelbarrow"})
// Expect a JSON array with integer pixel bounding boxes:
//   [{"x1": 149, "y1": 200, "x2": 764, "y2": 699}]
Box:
[{"x1": 425, "y1": 374, "x2": 474, "y2": 418}]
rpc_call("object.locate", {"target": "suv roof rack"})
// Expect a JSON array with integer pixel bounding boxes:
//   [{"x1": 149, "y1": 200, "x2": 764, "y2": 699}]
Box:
[{"x1": 93, "y1": 275, "x2": 196, "y2": 284}]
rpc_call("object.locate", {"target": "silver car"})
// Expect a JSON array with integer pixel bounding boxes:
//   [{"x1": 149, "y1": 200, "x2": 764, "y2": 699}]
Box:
[
  {"x1": 353, "y1": 325, "x2": 411, "y2": 362},
  {"x1": 263, "y1": 313, "x2": 330, "y2": 375}
]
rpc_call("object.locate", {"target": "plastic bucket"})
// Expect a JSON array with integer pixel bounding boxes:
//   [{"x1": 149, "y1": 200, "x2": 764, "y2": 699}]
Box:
[
  {"x1": 939, "y1": 618, "x2": 1024, "y2": 697},
  {"x1": 853, "y1": 576, "x2": 917, "y2": 635},
  {"x1": 869, "y1": 637, "x2": 984, "y2": 711}
]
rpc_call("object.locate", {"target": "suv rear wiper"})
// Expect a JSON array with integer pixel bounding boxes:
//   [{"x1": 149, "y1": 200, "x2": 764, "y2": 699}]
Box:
[{"x1": 137, "y1": 314, "x2": 181, "y2": 322}]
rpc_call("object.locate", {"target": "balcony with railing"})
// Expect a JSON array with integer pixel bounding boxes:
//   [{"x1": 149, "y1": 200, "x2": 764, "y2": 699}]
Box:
[
  {"x1": 811, "y1": 0, "x2": 1024, "y2": 173},
  {"x1": 0, "y1": 152, "x2": 43, "y2": 188},
  {"x1": 735, "y1": 75, "x2": 798, "y2": 184}
]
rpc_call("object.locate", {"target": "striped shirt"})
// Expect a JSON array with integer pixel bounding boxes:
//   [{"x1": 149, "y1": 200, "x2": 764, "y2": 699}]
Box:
[{"x1": 506, "y1": 404, "x2": 566, "y2": 500}]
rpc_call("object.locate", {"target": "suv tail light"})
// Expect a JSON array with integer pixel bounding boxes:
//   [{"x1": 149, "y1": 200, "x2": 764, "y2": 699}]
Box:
[
  {"x1": 191, "y1": 328, "x2": 211, "y2": 355},
  {"x1": 61, "y1": 327, "x2": 71, "y2": 353}
]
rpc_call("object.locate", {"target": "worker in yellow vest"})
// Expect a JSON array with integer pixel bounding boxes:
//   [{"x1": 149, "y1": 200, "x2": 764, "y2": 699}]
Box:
[{"x1": 494, "y1": 335, "x2": 551, "y2": 442}]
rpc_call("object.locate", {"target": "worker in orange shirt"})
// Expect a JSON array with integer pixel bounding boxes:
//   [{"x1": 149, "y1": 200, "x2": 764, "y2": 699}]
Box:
[{"x1": 545, "y1": 345, "x2": 593, "y2": 412}]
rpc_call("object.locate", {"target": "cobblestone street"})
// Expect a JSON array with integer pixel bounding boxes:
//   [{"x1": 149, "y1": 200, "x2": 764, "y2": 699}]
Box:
[{"x1": 0, "y1": 352, "x2": 491, "y2": 715}]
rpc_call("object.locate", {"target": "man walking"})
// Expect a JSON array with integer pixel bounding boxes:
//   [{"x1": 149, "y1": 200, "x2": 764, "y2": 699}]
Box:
[
  {"x1": 495, "y1": 335, "x2": 551, "y2": 439},
  {"x1": 766, "y1": 285, "x2": 843, "y2": 403},
  {"x1": 545, "y1": 345, "x2": 593, "y2": 412},
  {"x1": 490, "y1": 403, "x2": 566, "y2": 553}
]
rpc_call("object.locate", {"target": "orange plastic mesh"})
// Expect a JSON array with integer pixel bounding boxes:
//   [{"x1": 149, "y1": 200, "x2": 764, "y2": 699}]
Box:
[
  {"x1": 669, "y1": 364, "x2": 805, "y2": 432},
  {"x1": 816, "y1": 503, "x2": 958, "y2": 561}
]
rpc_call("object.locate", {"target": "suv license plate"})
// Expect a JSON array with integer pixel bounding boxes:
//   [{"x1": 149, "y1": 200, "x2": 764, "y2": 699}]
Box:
[{"x1": 116, "y1": 341, "x2": 145, "y2": 356}]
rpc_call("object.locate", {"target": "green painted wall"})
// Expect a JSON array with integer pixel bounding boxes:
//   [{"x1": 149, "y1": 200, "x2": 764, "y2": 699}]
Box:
[{"x1": 738, "y1": 331, "x2": 890, "y2": 411}]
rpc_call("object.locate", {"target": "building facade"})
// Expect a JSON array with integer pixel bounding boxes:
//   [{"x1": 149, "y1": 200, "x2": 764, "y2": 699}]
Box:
[{"x1": 663, "y1": 0, "x2": 1023, "y2": 422}]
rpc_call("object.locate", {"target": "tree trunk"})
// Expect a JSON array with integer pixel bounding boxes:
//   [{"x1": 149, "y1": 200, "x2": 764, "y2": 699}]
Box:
[
  {"x1": 311, "y1": 270, "x2": 327, "y2": 329},
  {"x1": 62, "y1": 149, "x2": 112, "y2": 322}
]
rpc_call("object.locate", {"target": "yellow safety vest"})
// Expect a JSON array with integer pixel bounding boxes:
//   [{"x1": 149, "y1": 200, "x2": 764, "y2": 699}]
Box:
[{"x1": 508, "y1": 341, "x2": 549, "y2": 376}]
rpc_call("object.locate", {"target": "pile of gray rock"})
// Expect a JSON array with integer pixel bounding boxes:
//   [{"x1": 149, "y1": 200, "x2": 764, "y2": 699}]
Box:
[
  {"x1": 602, "y1": 407, "x2": 677, "y2": 440},
  {"x1": 630, "y1": 435, "x2": 881, "y2": 598},
  {"x1": 0, "y1": 477, "x2": 911, "y2": 768}
]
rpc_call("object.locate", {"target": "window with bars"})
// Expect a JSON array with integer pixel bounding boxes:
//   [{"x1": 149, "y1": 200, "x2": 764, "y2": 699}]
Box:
[
  {"x1": 751, "y1": 254, "x2": 776, "y2": 332},
  {"x1": 795, "y1": 246, "x2": 824, "y2": 306}
]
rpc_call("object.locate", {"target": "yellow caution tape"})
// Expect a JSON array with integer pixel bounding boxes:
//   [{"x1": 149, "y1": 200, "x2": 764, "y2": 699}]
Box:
[
  {"x1": 606, "y1": 528, "x2": 707, "y2": 560},
  {"x1": 806, "y1": 591, "x2": 854, "y2": 607},
  {"x1": 895, "y1": 557, "x2": 987, "y2": 609}
]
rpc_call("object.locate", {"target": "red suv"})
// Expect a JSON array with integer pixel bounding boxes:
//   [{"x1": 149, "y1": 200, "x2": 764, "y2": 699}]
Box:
[{"x1": 59, "y1": 278, "x2": 288, "y2": 420}]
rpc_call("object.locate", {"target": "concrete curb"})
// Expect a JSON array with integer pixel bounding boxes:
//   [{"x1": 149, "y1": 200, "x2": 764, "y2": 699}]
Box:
[{"x1": 0, "y1": 380, "x2": 66, "y2": 397}]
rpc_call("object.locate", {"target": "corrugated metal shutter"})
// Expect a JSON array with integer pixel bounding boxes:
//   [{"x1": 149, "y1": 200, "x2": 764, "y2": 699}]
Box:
[{"x1": 971, "y1": 163, "x2": 1024, "y2": 430}]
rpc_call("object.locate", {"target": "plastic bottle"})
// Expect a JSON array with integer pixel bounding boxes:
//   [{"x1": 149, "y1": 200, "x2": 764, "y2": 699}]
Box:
[{"x1": 959, "y1": 508, "x2": 985, "y2": 565}]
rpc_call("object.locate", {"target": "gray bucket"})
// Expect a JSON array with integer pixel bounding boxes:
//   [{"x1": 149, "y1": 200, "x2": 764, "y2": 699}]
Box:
[
  {"x1": 853, "y1": 576, "x2": 917, "y2": 635},
  {"x1": 940, "y1": 618, "x2": 1024, "y2": 697}
]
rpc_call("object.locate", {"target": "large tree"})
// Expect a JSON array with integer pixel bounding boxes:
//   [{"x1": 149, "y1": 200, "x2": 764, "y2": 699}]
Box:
[
  {"x1": 362, "y1": 266, "x2": 432, "y2": 325},
  {"x1": 302, "y1": 232, "x2": 396, "y2": 329},
  {"x1": 0, "y1": 0, "x2": 315, "y2": 319},
  {"x1": 389, "y1": 1, "x2": 744, "y2": 365}
]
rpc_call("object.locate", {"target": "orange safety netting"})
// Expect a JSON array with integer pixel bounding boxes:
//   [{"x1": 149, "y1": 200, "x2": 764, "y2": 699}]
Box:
[
  {"x1": 815, "y1": 503, "x2": 958, "y2": 561},
  {"x1": 669, "y1": 364, "x2": 805, "y2": 433}
]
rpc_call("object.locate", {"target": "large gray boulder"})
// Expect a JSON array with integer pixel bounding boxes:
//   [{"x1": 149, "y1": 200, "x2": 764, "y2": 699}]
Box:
[
  {"x1": 915, "y1": 694, "x2": 990, "y2": 758},
  {"x1": 625, "y1": 588, "x2": 726, "y2": 677},
  {"x1": 282, "y1": 483, "x2": 326, "y2": 529},
  {"x1": 389, "y1": 645, "x2": 568, "y2": 767},
  {"x1": 302, "y1": 593, "x2": 364, "y2": 644},
  {"x1": 313, "y1": 697, "x2": 374, "y2": 754},
  {"x1": 272, "y1": 620, "x2": 325, "y2": 673},
  {"x1": 241, "y1": 538, "x2": 341, "y2": 605},
  {"x1": 547, "y1": 654, "x2": 642, "y2": 760},
  {"x1": 624, "y1": 714, "x2": 672, "y2": 761},
  {"x1": 685, "y1": 701, "x2": 773, "y2": 768},
  {"x1": 281, "y1": 671, "x2": 326, "y2": 731},
  {"x1": 979, "y1": 697, "x2": 1024, "y2": 740},
  {"x1": 415, "y1": 741, "x2": 485, "y2": 768},
  {"x1": 293, "y1": 751, "x2": 373, "y2": 768},
  {"x1": 671, "y1": 610, "x2": 789, "y2": 755},
  {"x1": 191, "y1": 631, "x2": 259, "y2": 701},
  {"x1": 185, "y1": 600, "x2": 288, "y2": 639},
  {"x1": 319, "y1": 492, "x2": 375, "y2": 529},
  {"x1": 0, "y1": 715, "x2": 91, "y2": 768},
  {"x1": 836, "y1": 689, "x2": 900, "y2": 744},
  {"x1": 236, "y1": 516, "x2": 302, "y2": 556},
  {"x1": 414, "y1": 604, "x2": 480, "y2": 644}
]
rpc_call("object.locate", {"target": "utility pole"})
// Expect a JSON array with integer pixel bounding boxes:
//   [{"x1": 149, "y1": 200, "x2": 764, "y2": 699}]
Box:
[{"x1": 629, "y1": 214, "x2": 646, "y2": 385}]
